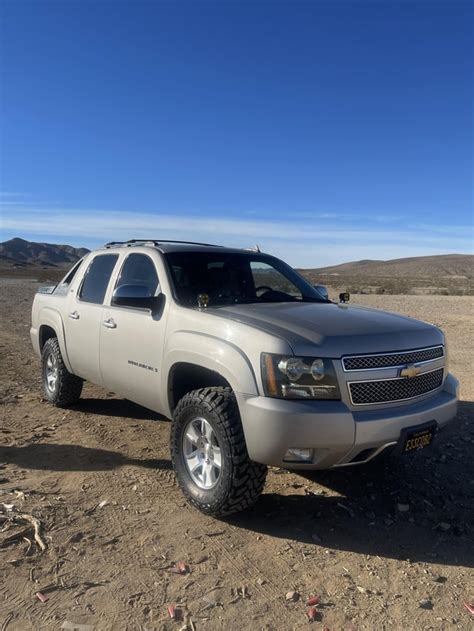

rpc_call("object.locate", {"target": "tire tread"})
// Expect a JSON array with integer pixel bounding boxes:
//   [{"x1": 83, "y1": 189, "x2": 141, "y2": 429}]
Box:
[
  {"x1": 172, "y1": 386, "x2": 267, "y2": 516},
  {"x1": 42, "y1": 338, "x2": 83, "y2": 407}
]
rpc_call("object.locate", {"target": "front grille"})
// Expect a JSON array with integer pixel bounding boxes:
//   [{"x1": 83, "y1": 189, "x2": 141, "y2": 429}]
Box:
[
  {"x1": 349, "y1": 368, "x2": 444, "y2": 405},
  {"x1": 343, "y1": 345, "x2": 444, "y2": 371}
]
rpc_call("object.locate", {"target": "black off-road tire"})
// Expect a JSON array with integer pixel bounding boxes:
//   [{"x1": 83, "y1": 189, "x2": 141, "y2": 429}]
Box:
[
  {"x1": 41, "y1": 337, "x2": 83, "y2": 407},
  {"x1": 170, "y1": 386, "x2": 267, "y2": 517}
]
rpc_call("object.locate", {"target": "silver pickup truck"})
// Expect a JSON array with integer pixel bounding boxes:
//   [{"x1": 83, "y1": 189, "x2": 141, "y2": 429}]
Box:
[{"x1": 31, "y1": 240, "x2": 458, "y2": 516}]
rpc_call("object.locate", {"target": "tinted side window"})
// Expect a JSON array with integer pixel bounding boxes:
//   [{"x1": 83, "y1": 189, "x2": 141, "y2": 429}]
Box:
[
  {"x1": 79, "y1": 255, "x2": 118, "y2": 304},
  {"x1": 116, "y1": 254, "x2": 159, "y2": 296}
]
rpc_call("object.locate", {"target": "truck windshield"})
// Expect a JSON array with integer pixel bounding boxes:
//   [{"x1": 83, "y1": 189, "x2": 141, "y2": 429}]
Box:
[{"x1": 165, "y1": 251, "x2": 328, "y2": 307}]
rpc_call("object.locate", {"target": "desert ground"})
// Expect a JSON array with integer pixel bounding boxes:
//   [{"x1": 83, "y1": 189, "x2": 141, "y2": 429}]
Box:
[{"x1": 0, "y1": 277, "x2": 473, "y2": 630}]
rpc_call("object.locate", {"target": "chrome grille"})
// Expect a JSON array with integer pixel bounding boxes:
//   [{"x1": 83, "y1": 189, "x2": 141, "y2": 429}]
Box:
[
  {"x1": 343, "y1": 345, "x2": 444, "y2": 371},
  {"x1": 349, "y1": 368, "x2": 444, "y2": 405}
]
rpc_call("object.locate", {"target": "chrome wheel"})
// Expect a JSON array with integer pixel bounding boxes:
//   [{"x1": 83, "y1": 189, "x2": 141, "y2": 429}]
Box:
[
  {"x1": 182, "y1": 417, "x2": 222, "y2": 489},
  {"x1": 45, "y1": 352, "x2": 58, "y2": 393}
]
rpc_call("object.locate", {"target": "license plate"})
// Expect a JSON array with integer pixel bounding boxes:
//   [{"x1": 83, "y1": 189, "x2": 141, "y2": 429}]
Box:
[{"x1": 402, "y1": 423, "x2": 437, "y2": 454}]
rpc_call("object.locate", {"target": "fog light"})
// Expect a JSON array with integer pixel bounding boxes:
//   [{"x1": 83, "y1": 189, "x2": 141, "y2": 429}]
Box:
[{"x1": 283, "y1": 448, "x2": 313, "y2": 463}]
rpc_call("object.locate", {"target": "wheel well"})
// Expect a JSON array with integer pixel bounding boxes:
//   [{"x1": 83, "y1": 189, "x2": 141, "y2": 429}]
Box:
[
  {"x1": 39, "y1": 325, "x2": 57, "y2": 350},
  {"x1": 168, "y1": 363, "x2": 231, "y2": 412}
]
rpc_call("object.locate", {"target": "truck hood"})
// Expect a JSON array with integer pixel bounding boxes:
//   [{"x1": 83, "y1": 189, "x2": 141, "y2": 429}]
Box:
[{"x1": 208, "y1": 302, "x2": 443, "y2": 357}]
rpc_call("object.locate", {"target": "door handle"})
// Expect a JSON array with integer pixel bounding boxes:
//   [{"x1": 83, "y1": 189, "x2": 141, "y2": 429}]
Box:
[
  {"x1": 102, "y1": 318, "x2": 117, "y2": 329},
  {"x1": 68, "y1": 311, "x2": 80, "y2": 320}
]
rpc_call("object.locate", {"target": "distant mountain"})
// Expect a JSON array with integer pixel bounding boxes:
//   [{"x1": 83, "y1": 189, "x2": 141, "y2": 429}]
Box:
[
  {"x1": 0, "y1": 237, "x2": 90, "y2": 267},
  {"x1": 303, "y1": 254, "x2": 474, "y2": 279}
]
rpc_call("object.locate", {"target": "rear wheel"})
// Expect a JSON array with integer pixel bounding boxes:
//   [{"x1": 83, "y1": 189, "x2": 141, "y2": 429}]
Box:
[
  {"x1": 41, "y1": 337, "x2": 83, "y2": 407},
  {"x1": 170, "y1": 386, "x2": 267, "y2": 517}
]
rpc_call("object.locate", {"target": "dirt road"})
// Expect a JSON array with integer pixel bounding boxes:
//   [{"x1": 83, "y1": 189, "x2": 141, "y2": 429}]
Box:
[{"x1": 0, "y1": 278, "x2": 472, "y2": 630}]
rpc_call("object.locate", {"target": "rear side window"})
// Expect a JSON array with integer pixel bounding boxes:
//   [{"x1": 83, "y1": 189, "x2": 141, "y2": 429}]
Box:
[
  {"x1": 116, "y1": 253, "x2": 159, "y2": 296},
  {"x1": 54, "y1": 258, "x2": 84, "y2": 296},
  {"x1": 79, "y1": 254, "x2": 118, "y2": 304}
]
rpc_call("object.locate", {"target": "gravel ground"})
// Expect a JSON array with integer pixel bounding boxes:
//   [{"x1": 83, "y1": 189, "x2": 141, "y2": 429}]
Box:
[{"x1": 0, "y1": 279, "x2": 472, "y2": 630}]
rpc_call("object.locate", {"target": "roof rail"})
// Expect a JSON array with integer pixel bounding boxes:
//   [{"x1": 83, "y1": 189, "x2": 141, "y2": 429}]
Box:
[
  {"x1": 104, "y1": 240, "x2": 157, "y2": 248},
  {"x1": 103, "y1": 239, "x2": 223, "y2": 249}
]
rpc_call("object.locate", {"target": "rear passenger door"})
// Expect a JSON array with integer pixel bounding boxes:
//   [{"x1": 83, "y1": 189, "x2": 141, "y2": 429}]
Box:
[{"x1": 65, "y1": 253, "x2": 119, "y2": 385}]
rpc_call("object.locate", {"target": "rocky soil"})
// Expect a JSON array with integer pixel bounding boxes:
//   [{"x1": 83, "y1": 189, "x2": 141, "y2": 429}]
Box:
[{"x1": 0, "y1": 278, "x2": 472, "y2": 630}]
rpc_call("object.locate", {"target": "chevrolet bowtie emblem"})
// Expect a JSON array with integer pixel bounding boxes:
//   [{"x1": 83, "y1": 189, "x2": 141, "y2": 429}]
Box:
[{"x1": 400, "y1": 364, "x2": 421, "y2": 378}]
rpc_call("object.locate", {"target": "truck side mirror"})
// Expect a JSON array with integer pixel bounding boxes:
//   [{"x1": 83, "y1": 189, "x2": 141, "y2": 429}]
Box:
[
  {"x1": 313, "y1": 284, "x2": 329, "y2": 301},
  {"x1": 112, "y1": 284, "x2": 163, "y2": 311},
  {"x1": 339, "y1": 292, "x2": 350, "y2": 303}
]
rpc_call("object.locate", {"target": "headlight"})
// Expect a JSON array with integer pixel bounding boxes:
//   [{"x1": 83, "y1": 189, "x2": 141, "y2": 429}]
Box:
[{"x1": 261, "y1": 353, "x2": 341, "y2": 400}]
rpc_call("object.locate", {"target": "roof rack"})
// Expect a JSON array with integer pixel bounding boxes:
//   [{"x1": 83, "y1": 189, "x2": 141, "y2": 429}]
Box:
[{"x1": 104, "y1": 239, "x2": 223, "y2": 249}]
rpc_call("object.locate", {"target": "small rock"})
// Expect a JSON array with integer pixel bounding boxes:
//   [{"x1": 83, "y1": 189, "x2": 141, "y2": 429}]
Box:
[
  {"x1": 356, "y1": 586, "x2": 368, "y2": 594},
  {"x1": 397, "y1": 503, "x2": 410, "y2": 512},
  {"x1": 419, "y1": 598, "x2": 433, "y2": 610},
  {"x1": 384, "y1": 518, "x2": 394, "y2": 526},
  {"x1": 307, "y1": 595, "x2": 320, "y2": 606},
  {"x1": 167, "y1": 604, "x2": 181, "y2": 620},
  {"x1": 311, "y1": 533, "x2": 322, "y2": 543},
  {"x1": 307, "y1": 607, "x2": 318, "y2": 621},
  {"x1": 286, "y1": 590, "x2": 299, "y2": 602},
  {"x1": 439, "y1": 522, "x2": 451, "y2": 531},
  {"x1": 169, "y1": 561, "x2": 188, "y2": 575}
]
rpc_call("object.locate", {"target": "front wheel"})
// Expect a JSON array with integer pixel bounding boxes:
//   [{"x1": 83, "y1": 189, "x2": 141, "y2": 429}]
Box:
[
  {"x1": 41, "y1": 337, "x2": 83, "y2": 407},
  {"x1": 170, "y1": 387, "x2": 267, "y2": 517}
]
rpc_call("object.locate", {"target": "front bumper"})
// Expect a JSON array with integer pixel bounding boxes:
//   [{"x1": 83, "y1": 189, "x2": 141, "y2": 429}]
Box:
[{"x1": 236, "y1": 373, "x2": 459, "y2": 469}]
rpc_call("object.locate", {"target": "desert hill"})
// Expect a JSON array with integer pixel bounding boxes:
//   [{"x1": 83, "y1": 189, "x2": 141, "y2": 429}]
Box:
[
  {"x1": 0, "y1": 237, "x2": 89, "y2": 267},
  {"x1": 303, "y1": 254, "x2": 473, "y2": 279},
  {"x1": 300, "y1": 254, "x2": 473, "y2": 295}
]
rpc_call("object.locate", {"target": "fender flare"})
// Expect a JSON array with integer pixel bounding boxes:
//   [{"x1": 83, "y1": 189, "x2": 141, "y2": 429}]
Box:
[
  {"x1": 163, "y1": 331, "x2": 259, "y2": 415},
  {"x1": 38, "y1": 307, "x2": 73, "y2": 373}
]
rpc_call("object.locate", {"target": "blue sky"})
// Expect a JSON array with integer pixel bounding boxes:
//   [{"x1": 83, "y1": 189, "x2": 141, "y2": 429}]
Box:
[{"x1": 1, "y1": 0, "x2": 472, "y2": 267}]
